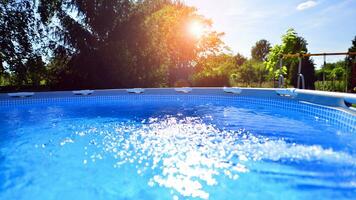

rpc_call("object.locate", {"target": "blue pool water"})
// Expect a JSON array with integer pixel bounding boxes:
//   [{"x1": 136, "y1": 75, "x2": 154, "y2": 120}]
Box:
[{"x1": 0, "y1": 96, "x2": 355, "y2": 200}]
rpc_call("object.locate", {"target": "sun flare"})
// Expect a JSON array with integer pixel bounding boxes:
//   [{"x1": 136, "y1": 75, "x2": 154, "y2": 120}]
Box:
[{"x1": 188, "y1": 20, "x2": 205, "y2": 38}]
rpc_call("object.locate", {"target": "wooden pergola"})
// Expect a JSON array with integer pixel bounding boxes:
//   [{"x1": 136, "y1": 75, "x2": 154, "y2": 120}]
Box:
[
  {"x1": 282, "y1": 52, "x2": 356, "y2": 58},
  {"x1": 277, "y1": 52, "x2": 356, "y2": 90}
]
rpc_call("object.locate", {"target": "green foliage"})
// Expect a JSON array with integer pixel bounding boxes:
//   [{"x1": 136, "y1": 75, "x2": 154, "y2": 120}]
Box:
[
  {"x1": 1, "y1": 0, "x2": 226, "y2": 89},
  {"x1": 192, "y1": 53, "x2": 235, "y2": 86},
  {"x1": 251, "y1": 39, "x2": 271, "y2": 62},
  {"x1": 265, "y1": 44, "x2": 286, "y2": 79},
  {"x1": 316, "y1": 61, "x2": 346, "y2": 80},
  {"x1": 232, "y1": 60, "x2": 267, "y2": 87},
  {"x1": 315, "y1": 61, "x2": 347, "y2": 92},
  {"x1": 315, "y1": 81, "x2": 347, "y2": 92},
  {"x1": 143, "y1": 3, "x2": 225, "y2": 86},
  {"x1": 193, "y1": 51, "x2": 270, "y2": 88},
  {"x1": 234, "y1": 53, "x2": 247, "y2": 66},
  {"x1": 265, "y1": 28, "x2": 315, "y2": 89},
  {"x1": 253, "y1": 61, "x2": 269, "y2": 87},
  {"x1": 24, "y1": 55, "x2": 47, "y2": 87},
  {"x1": 0, "y1": 2, "x2": 351, "y2": 92},
  {"x1": 0, "y1": 73, "x2": 10, "y2": 86},
  {"x1": 0, "y1": 0, "x2": 46, "y2": 88},
  {"x1": 346, "y1": 36, "x2": 356, "y2": 93}
]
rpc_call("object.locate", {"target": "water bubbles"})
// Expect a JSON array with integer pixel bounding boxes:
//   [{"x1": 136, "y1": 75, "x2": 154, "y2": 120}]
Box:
[
  {"x1": 61, "y1": 115, "x2": 356, "y2": 199},
  {"x1": 60, "y1": 138, "x2": 74, "y2": 146},
  {"x1": 77, "y1": 131, "x2": 86, "y2": 137}
]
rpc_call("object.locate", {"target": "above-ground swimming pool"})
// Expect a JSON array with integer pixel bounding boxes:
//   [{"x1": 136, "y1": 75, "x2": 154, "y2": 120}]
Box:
[{"x1": 0, "y1": 88, "x2": 355, "y2": 200}]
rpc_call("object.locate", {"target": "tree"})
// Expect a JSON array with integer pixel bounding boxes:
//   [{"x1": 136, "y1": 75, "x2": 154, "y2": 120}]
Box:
[
  {"x1": 34, "y1": 0, "x2": 225, "y2": 89},
  {"x1": 265, "y1": 28, "x2": 315, "y2": 89},
  {"x1": 46, "y1": 46, "x2": 72, "y2": 88},
  {"x1": 236, "y1": 60, "x2": 259, "y2": 86},
  {"x1": 315, "y1": 61, "x2": 347, "y2": 92},
  {"x1": 50, "y1": 0, "x2": 134, "y2": 88},
  {"x1": 0, "y1": 0, "x2": 46, "y2": 87},
  {"x1": 192, "y1": 53, "x2": 235, "y2": 87},
  {"x1": 251, "y1": 39, "x2": 271, "y2": 62},
  {"x1": 253, "y1": 61, "x2": 268, "y2": 87},
  {"x1": 289, "y1": 57, "x2": 316, "y2": 89},
  {"x1": 144, "y1": 3, "x2": 225, "y2": 86},
  {"x1": 234, "y1": 53, "x2": 247, "y2": 66},
  {"x1": 346, "y1": 36, "x2": 356, "y2": 92},
  {"x1": 25, "y1": 55, "x2": 46, "y2": 87}
]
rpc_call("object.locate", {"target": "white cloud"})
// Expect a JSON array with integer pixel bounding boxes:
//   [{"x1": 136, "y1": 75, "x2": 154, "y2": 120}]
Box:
[{"x1": 297, "y1": 1, "x2": 318, "y2": 11}]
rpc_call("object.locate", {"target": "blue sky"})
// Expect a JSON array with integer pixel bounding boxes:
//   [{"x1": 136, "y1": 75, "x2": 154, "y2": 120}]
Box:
[{"x1": 185, "y1": 0, "x2": 356, "y2": 67}]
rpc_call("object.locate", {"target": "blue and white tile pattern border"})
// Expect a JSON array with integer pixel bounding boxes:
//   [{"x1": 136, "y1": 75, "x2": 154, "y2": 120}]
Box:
[{"x1": 0, "y1": 88, "x2": 355, "y2": 133}]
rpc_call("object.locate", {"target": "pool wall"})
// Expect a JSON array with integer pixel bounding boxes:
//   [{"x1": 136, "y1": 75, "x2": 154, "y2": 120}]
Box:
[
  {"x1": 1, "y1": 88, "x2": 355, "y2": 108},
  {"x1": 0, "y1": 88, "x2": 355, "y2": 132}
]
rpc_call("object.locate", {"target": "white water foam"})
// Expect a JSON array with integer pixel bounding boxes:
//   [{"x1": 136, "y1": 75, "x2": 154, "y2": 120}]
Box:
[{"x1": 66, "y1": 116, "x2": 356, "y2": 199}]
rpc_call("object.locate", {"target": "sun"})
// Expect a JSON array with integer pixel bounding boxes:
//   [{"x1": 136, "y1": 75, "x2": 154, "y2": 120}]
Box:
[{"x1": 188, "y1": 20, "x2": 205, "y2": 38}]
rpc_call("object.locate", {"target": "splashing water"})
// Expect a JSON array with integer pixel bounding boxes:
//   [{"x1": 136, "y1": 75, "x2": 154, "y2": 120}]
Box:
[{"x1": 62, "y1": 116, "x2": 356, "y2": 199}]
